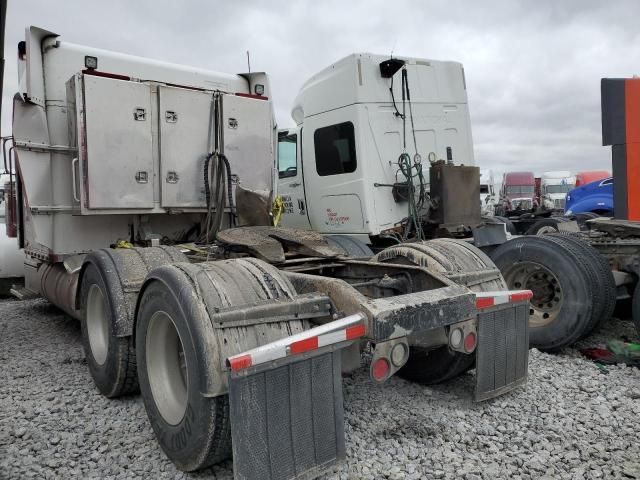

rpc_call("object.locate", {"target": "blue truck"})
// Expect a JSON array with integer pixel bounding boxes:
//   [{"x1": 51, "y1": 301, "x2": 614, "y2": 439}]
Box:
[{"x1": 565, "y1": 177, "x2": 614, "y2": 217}]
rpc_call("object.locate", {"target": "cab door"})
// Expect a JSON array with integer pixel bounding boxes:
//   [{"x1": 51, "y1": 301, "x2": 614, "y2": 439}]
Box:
[{"x1": 277, "y1": 129, "x2": 311, "y2": 229}]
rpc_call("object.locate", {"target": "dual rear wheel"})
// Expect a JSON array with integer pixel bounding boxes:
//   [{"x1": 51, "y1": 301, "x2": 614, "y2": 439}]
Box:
[
  {"x1": 135, "y1": 259, "x2": 302, "y2": 471},
  {"x1": 79, "y1": 247, "x2": 188, "y2": 398},
  {"x1": 489, "y1": 234, "x2": 615, "y2": 350},
  {"x1": 374, "y1": 239, "x2": 507, "y2": 384}
]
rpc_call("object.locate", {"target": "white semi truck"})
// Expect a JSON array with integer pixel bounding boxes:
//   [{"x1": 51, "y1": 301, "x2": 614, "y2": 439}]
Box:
[
  {"x1": 6, "y1": 26, "x2": 533, "y2": 478},
  {"x1": 8, "y1": 22, "x2": 633, "y2": 478},
  {"x1": 540, "y1": 170, "x2": 575, "y2": 211},
  {"x1": 479, "y1": 169, "x2": 497, "y2": 216}
]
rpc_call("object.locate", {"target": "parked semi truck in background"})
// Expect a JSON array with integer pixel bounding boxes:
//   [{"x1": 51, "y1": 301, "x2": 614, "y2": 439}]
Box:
[
  {"x1": 540, "y1": 170, "x2": 575, "y2": 211},
  {"x1": 497, "y1": 171, "x2": 537, "y2": 215},
  {"x1": 575, "y1": 170, "x2": 610, "y2": 187},
  {"x1": 479, "y1": 169, "x2": 497, "y2": 216},
  {"x1": 5, "y1": 26, "x2": 533, "y2": 478},
  {"x1": 565, "y1": 177, "x2": 614, "y2": 217}
]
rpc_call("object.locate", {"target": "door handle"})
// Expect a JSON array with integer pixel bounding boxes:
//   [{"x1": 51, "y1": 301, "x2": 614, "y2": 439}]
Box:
[
  {"x1": 71, "y1": 157, "x2": 80, "y2": 202},
  {"x1": 289, "y1": 182, "x2": 301, "y2": 188}
]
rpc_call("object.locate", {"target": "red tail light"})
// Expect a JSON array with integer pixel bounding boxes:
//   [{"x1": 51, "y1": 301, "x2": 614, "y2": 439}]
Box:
[
  {"x1": 371, "y1": 357, "x2": 390, "y2": 382},
  {"x1": 464, "y1": 332, "x2": 477, "y2": 353}
]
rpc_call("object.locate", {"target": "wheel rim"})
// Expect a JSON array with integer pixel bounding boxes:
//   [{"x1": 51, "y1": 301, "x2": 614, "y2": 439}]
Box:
[
  {"x1": 86, "y1": 284, "x2": 109, "y2": 365},
  {"x1": 501, "y1": 261, "x2": 563, "y2": 328},
  {"x1": 146, "y1": 311, "x2": 188, "y2": 426},
  {"x1": 536, "y1": 226, "x2": 558, "y2": 236}
]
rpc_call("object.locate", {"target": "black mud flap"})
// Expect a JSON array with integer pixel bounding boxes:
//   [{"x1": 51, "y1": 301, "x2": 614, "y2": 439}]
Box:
[
  {"x1": 228, "y1": 348, "x2": 346, "y2": 480},
  {"x1": 475, "y1": 302, "x2": 529, "y2": 401}
]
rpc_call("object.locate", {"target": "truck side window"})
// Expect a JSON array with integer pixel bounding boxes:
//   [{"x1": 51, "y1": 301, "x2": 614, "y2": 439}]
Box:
[
  {"x1": 278, "y1": 132, "x2": 297, "y2": 179},
  {"x1": 314, "y1": 122, "x2": 357, "y2": 176}
]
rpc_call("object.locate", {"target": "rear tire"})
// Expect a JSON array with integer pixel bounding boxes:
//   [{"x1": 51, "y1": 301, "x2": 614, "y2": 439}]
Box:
[
  {"x1": 549, "y1": 232, "x2": 616, "y2": 334},
  {"x1": 490, "y1": 236, "x2": 593, "y2": 350},
  {"x1": 79, "y1": 246, "x2": 188, "y2": 398},
  {"x1": 374, "y1": 239, "x2": 506, "y2": 384},
  {"x1": 80, "y1": 263, "x2": 139, "y2": 397},
  {"x1": 136, "y1": 280, "x2": 231, "y2": 471},
  {"x1": 136, "y1": 258, "x2": 299, "y2": 471},
  {"x1": 525, "y1": 218, "x2": 561, "y2": 236}
]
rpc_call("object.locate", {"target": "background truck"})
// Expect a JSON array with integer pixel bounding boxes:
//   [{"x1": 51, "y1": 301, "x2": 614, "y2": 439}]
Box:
[
  {"x1": 497, "y1": 171, "x2": 537, "y2": 215},
  {"x1": 479, "y1": 169, "x2": 497, "y2": 216},
  {"x1": 492, "y1": 79, "x2": 640, "y2": 343},
  {"x1": 575, "y1": 169, "x2": 610, "y2": 187},
  {"x1": 565, "y1": 176, "x2": 614, "y2": 217},
  {"x1": 4, "y1": 26, "x2": 531, "y2": 478},
  {"x1": 540, "y1": 170, "x2": 575, "y2": 211}
]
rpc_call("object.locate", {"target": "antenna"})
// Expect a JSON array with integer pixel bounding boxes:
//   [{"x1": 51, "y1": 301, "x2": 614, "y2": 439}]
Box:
[{"x1": 246, "y1": 51, "x2": 251, "y2": 73}]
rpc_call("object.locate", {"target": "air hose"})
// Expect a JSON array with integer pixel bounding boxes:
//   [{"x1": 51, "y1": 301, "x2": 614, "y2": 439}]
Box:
[
  {"x1": 393, "y1": 66, "x2": 428, "y2": 240},
  {"x1": 201, "y1": 93, "x2": 236, "y2": 243}
]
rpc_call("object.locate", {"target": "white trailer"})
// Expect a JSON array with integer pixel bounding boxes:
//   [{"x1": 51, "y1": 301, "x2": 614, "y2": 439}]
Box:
[{"x1": 5, "y1": 26, "x2": 534, "y2": 478}]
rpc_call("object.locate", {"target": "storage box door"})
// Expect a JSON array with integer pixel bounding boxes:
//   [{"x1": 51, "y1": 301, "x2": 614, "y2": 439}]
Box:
[
  {"x1": 159, "y1": 86, "x2": 211, "y2": 208},
  {"x1": 221, "y1": 95, "x2": 274, "y2": 197},
  {"x1": 82, "y1": 75, "x2": 154, "y2": 209}
]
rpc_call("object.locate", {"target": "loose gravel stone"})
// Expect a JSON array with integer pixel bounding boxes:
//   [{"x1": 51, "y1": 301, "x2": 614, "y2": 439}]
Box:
[{"x1": 1, "y1": 298, "x2": 640, "y2": 479}]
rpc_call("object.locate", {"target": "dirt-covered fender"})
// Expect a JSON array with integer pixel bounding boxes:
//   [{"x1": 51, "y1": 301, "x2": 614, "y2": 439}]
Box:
[{"x1": 76, "y1": 246, "x2": 188, "y2": 337}]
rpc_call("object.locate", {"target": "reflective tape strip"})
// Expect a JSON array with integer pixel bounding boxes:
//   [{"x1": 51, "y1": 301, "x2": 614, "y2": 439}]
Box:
[
  {"x1": 227, "y1": 313, "x2": 365, "y2": 372},
  {"x1": 475, "y1": 290, "x2": 533, "y2": 310}
]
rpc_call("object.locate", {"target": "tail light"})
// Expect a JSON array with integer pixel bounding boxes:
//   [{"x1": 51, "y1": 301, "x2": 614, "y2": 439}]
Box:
[
  {"x1": 371, "y1": 357, "x2": 390, "y2": 382},
  {"x1": 369, "y1": 338, "x2": 409, "y2": 383},
  {"x1": 464, "y1": 332, "x2": 477, "y2": 353},
  {"x1": 448, "y1": 319, "x2": 477, "y2": 354}
]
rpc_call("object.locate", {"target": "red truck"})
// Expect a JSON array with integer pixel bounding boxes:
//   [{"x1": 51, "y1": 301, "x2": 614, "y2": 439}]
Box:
[
  {"x1": 575, "y1": 170, "x2": 610, "y2": 187},
  {"x1": 497, "y1": 171, "x2": 538, "y2": 215}
]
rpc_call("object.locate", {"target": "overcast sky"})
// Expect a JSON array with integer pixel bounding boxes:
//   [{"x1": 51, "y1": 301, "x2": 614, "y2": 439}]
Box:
[{"x1": 3, "y1": 0, "x2": 639, "y2": 175}]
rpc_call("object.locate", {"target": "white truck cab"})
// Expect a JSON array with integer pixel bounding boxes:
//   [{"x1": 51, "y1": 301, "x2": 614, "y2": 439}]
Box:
[
  {"x1": 479, "y1": 169, "x2": 496, "y2": 216},
  {"x1": 277, "y1": 53, "x2": 474, "y2": 239},
  {"x1": 541, "y1": 170, "x2": 575, "y2": 211}
]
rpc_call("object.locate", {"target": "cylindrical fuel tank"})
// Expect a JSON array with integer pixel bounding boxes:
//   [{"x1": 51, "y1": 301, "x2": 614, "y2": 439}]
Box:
[{"x1": 40, "y1": 263, "x2": 81, "y2": 319}]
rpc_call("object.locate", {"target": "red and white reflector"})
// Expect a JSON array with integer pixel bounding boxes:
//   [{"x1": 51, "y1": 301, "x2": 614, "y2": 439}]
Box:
[
  {"x1": 227, "y1": 313, "x2": 366, "y2": 372},
  {"x1": 474, "y1": 290, "x2": 533, "y2": 310}
]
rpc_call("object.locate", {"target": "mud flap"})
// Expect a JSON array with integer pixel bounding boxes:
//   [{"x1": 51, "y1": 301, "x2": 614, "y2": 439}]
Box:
[
  {"x1": 475, "y1": 301, "x2": 529, "y2": 401},
  {"x1": 228, "y1": 348, "x2": 346, "y2": 480}
]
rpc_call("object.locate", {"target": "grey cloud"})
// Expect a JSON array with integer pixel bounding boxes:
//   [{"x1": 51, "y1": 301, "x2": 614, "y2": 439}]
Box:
[{"x1": 4, "y1": 0, "x2": 639, "y2": 175}]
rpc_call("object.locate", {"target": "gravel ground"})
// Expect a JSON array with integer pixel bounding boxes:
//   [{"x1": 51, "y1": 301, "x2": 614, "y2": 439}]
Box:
[{"x1": 1, "y1": 298, "x2": 640, "y2": 479}]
